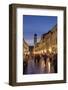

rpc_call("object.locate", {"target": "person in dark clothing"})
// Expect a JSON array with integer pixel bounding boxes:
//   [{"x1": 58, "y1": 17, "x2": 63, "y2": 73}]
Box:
[
  {"x1": 43, "y1": 53, "x2": 48, "y2": 65},
  {"x1": 23, "y1": 55, "x2": 29, "y2": 74},
  {"x1": 23, "y1": 60, "x2": 28, "y2": 74},
  {"x1": 34, "y1": 54, "x2": 40, "y2": 64},
  {"x1": 37, "y1": 54, "x2": 40, "y2": 64},
  {"x1": 34, "y1": 55, "x2": 37, "y2": 64},
  {"x1": 53, "y1": 54, "x2": 57, "y2": 73}
]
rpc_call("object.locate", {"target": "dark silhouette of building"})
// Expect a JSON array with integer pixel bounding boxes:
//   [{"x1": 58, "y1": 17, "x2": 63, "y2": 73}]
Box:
[
  {"x1": 34, "y1": 33, "x2": 37, "y2": 45},
  {"x1": 29, "y1": 46, "x2": 34, "y2": 54}
]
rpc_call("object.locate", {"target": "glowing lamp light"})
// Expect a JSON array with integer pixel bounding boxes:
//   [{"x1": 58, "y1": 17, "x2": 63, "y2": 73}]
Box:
[
  {"x1": 33, "y1": 51, "x2": 36, "y2": 54},
  {"x1": 33, "y1": 51, "x2": 38, "y2": 54},
  {"x1": 49, "y1": 47, "x2": 52, "y2": 53},
  {"x1": 41, "y1": 50, "x2": 43, "y2": 54},
  {"x1": 27, "y1": 52, "x2": 30, "y2": 55},
  {"x1": 44, "y1": 49, "x2": 46, "y2": 53}
]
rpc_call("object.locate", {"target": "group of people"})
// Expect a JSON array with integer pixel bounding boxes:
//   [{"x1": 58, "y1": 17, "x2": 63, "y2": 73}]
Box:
[{"x1": 23, "y1": 52, "x2": 57, "y2": 74}]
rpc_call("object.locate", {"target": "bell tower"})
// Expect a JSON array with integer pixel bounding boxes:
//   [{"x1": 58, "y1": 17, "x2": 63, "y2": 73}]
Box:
[{"x1": 34, "y1": 33, "x2": 37, "y2": 45}]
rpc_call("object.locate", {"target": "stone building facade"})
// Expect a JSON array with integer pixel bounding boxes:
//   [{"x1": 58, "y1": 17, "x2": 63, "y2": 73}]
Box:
[
  {"x1": 33, "y1": 25, "x2": 57, "y2": 54},
  {"x1": 23, "y1": 39, "x2": 29, "y2": 57}
]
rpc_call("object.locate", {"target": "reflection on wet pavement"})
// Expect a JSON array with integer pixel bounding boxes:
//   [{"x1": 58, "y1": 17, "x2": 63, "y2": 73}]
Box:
[{"x1": 23, "y1": 54, "x2": 57, "y2": 75}]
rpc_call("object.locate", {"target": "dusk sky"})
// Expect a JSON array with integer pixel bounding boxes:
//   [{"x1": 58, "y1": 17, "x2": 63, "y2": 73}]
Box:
[{"x1": 23, "y1": 15, "x2": 57, "y2": 46}]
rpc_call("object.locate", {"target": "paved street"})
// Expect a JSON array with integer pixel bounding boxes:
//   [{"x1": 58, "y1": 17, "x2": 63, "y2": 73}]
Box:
[{"x1": 23, "y1": 56, "x2": 56, "y2": 74}]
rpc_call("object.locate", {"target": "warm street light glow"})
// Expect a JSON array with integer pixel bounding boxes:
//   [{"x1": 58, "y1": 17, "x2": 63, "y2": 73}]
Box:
[
  {"x1": 27, "y1": 52, "x2": 30, "y2": 55},
  {"x1": 41, "y1": 50, "x2": 43, "y2": 54},
  {"x1": 48, "y1": 60, "x2": 51, "y2": 73},
  {"x1": 49, "y1": 47, "x2": 52, "y2": 53},
  {"x1": 24, "y1": 51, "x2": 30, "y2": 55},
  {"x1": 44, "y1": 49, "x2": 46, "y2": 53}
]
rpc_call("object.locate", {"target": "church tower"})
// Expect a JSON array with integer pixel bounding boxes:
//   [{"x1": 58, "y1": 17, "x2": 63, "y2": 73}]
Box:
[{"x1": 34, "y1": 33, "x2": 37, "y2": 45}]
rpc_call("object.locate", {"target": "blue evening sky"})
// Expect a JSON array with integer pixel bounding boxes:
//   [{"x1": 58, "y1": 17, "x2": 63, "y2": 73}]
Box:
[{"x1": 23, "y1": 15, "x2": 57, "y2": 46}]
